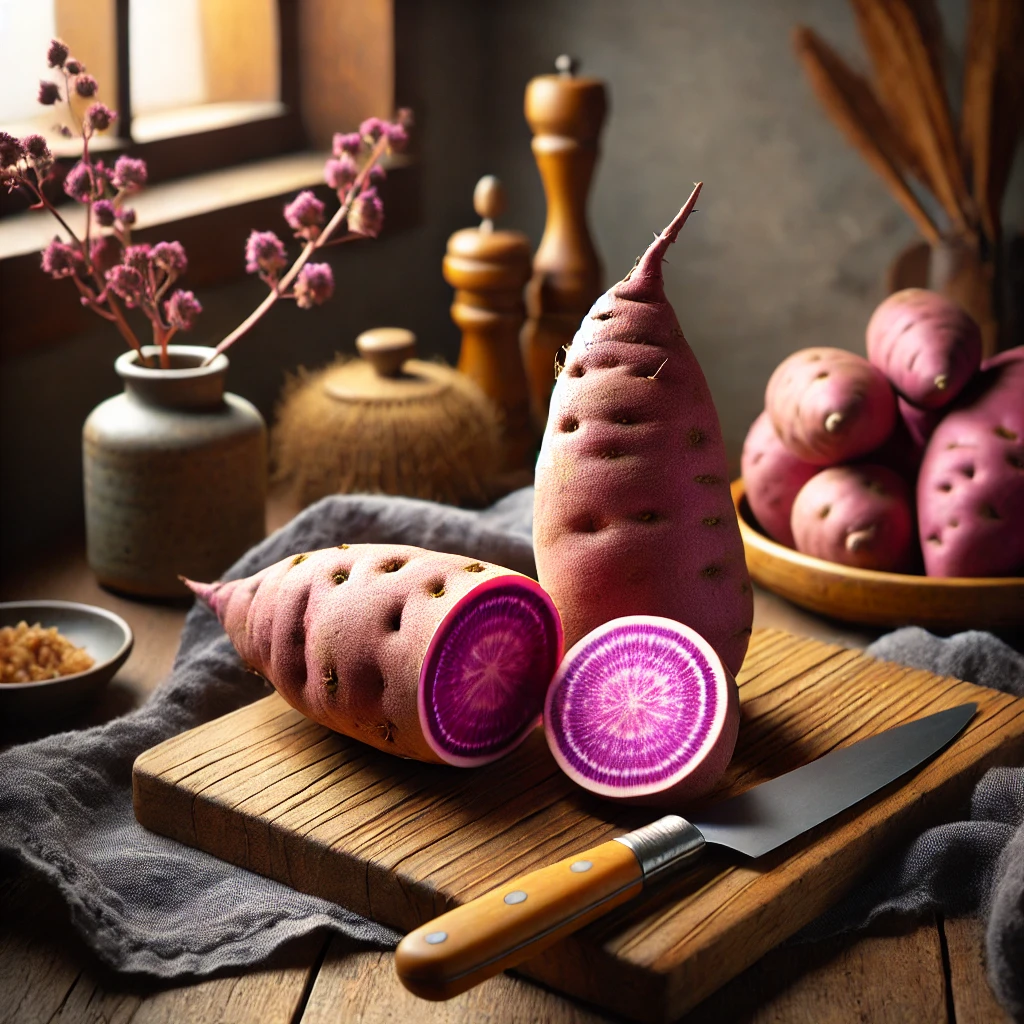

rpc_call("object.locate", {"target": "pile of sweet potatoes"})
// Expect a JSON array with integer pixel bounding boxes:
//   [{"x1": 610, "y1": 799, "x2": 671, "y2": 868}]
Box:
[{"x1": 743, "y1": 288, "x2": 1023, "y2": 577}]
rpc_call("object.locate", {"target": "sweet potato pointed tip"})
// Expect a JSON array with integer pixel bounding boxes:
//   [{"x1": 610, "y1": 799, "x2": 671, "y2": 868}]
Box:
[
  {"x1": 615, "y1": 182, "x2": 703, "y2": 303},
  {"x1": 180, "y1": 575, "x2": 218, "y2": 608}
]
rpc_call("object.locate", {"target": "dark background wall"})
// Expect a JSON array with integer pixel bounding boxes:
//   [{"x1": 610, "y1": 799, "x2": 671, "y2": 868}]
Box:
[{"x1": 2, "y1": 0, "x2": 1021, "y2": 571}]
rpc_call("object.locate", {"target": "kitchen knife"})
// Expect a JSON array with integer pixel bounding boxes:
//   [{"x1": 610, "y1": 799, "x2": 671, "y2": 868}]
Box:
[{"x1": 395, "y1": 702, "x2": 975, "y2": 1000}]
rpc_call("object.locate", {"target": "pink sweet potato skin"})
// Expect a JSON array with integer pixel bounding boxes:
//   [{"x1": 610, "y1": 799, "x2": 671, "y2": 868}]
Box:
[
  {"x1": 741, "y1": 410, "x2": 818, "y2": 547},
  {"x1": 898, "y1": 395, "x2": 943, "y2": 452},
  {"x1": 185, "y1": 544, "x2": 547, "y2": 763},
  {"x1": 917, "y1": 347, "x2": 1024, "y2": 577},
  {"x1": 765, "y1": 347, "x2": 897, "y2": 465},
  {"x1": 533, "y1": 184, "x2": 753, "y2": 676},
  {"x1": 790, "y1": 464, "x2": 915, "y2": 571},
  {"x1": 866, "y1": 289, "x2": 982, "y2": 409}
]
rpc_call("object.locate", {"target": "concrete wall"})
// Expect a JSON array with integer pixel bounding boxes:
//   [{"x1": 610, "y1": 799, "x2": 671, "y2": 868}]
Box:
[{"x1": 3, "y1": 0, "x2": 1020, "y2": 571}]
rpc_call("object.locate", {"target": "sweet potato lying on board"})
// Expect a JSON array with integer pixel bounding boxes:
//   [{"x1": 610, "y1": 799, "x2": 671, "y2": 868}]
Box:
[{"x1": 185, "y1": 545, "x2": 563, "y2": 765}]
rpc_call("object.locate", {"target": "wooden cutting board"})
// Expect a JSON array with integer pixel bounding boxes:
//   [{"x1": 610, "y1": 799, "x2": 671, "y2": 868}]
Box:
[{"x1": 133, "y1": 629, "x2": 1024, "y2": 1022}]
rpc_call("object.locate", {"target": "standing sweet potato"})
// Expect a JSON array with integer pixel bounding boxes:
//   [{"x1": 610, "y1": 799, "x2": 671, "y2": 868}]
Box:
[
  {"x1": 917, "y1": 347, "x2": 1024, "y2": 577},
  {"x1": 185, "y1": 544, "x2": 563, "y2": 765},
  {"x1": 533, "y1": 184, "x2": 753, "y2": 676},
  {"x1": 741, "y1": 410, "x2": 818, "y2": 547},
  {"x1": 866, "y1": 289, "x2": 982, "y2": 410},
  {"x1": 765, "y1": 347, "x2": 896, "y2": 465}
]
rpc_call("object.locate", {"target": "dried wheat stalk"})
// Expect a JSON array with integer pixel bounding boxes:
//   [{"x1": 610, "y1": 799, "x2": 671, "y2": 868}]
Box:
[
  {"x1": 962, "y1": 0, "x2": 1024, "y2": 243},
  {"x1": 793, "y1": 26, "x2": 941, "y2": 244},
  {"x1": 849, "y1": 0, "x2": 973, "y2": 232}
]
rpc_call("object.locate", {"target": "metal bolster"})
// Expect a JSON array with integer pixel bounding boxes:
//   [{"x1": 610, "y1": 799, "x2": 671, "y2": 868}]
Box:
[{"x1": 614, "y1": 815, "x2": 706, "y2": 882}]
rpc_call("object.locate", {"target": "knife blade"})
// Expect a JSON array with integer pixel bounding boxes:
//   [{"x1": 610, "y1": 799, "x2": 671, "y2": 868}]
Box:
[{"x1": 395, "y1": 702, "x2": 976, "y2": 1000}]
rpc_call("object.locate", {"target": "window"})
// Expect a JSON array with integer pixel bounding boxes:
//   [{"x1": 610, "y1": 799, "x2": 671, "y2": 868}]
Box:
[
  {"x1": 129, "y1": 0, "x2": 282, "y2": 143},
  {"x1": 0, "y1": 0, "x2": 416, "y2": 358}
]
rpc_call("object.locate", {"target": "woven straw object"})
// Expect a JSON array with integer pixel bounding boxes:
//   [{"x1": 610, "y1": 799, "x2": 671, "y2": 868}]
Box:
[{"x1": 271, "y1": 328, "x2": 503, "y2": 508}]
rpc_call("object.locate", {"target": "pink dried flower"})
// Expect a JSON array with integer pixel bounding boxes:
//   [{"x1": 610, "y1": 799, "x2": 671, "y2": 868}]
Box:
[
  {"x1": 294, "y1": 262, "x2": 334, "y2": 309},
  {"x1": 63, "y1": 160, "x2": 95, "y2": 202},
  {"x1": 396, "y1": 108, "x2": 414, "y2": 129},
  {"x1": 22, "y1": 134, "x2": 50, "y2": 162},
  {"x1": 47, "y1": 39, "x2": 69, "y2": 69},
  {"x1": 118, "y1": 207, "x2": 136, "y2": 227},
  {"x1": 112, "y1": 155, "x2": 147, "y2": 191},
  {"x1": 332, "y1": 132, "x2": 361, "y2": 157},
  {"x1": 64, "y1": 59, "x2": 84, "y2": 75},
  {"x1": 359, "y1": 117, "x2": 386, "y2": 143},
  {"x1": 58, "y1": 125, "x2": 73, "y2": 138},
  {"x1": 165, "y1": 289, "x2": 202, "y2": 330},
  {"x1": 38, "y1": 80, "x2": 61, "y2": 105},
  {"x1": 89, "y1": 235, "x2": 121, "y2": 273},
  {"x1": 324, "y1": 155, "x2": 357, "y2": 191},
  {"x1": 385, "y1": 122, "x2": 408, "y2": 152},
  {"x1": 87, "y1": 103, "x2": 116, "y2": 132},
  {"x1": 123, "y1": 244, "x2": 153, "y2": 273},
  {"x1": 348, "y1": 187, "x2": 383, "y2": 238},
  {"x1": 75, "y1": 75, "x2": 98, "y2": 98},
  {"x1": 93, "y1": 199, "x2": 117, "y2": 227},
  {"x1": 367, "y1": 164, "x2": 385, "y2": 186},
  {"x1": 105, "y1": 264, "x2": 146, "y2": 306},
  {"x1": 284, "y1": 190, "x2": 325, "y2": 240},
  {"x1": 245, "y1": 230, "x2": 287, "y2": 276},
  {"x1": 41, "y1": 237, "x2": 82, "y2": 278},
  {"x1": 152, "y1": 241, "x2": 188, "y2": 275},
  {"x1": 0, "y1": 132, "x2": 24, "y2": 168}
]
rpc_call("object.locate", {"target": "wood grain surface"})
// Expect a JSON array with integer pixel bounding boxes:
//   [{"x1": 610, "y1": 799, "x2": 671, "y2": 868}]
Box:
[{"x1": 132, "y1": 629, "x2": 1024, "y2": 1023}]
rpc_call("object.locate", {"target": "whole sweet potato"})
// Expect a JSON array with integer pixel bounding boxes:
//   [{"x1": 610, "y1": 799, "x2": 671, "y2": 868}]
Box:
[
  {"x1": 791, "y1": 464, "x2": 915, "y2": 572},
  {"x1": 917, "y1": 347, "x2": 1024, "y2": 577},
  {"x1": 765, "y1": 347, "x2": 896, "y2": 465},
  {"x1": 533, "y1": 184, "x2": 753, "y2": 676},
  {"x1": 741, "y1": 410, "x2": 818, "y2": 547},
  {"x1": 185, "y1": 544, "x2": 563, "y2": 765},
  {"x1": 866, "y1": 289, "x2": 982, "y2": 409}
]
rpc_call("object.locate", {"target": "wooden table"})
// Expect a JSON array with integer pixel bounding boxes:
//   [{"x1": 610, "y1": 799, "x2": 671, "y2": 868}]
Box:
[{"x1": 0, "y1": 515, "x2": 1013, "y2": 1024}]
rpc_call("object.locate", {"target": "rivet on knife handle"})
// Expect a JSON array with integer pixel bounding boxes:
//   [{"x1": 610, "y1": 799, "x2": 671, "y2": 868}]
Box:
[{"x1": 395, "y1": 816, "x2": 705, "y2": 1000}]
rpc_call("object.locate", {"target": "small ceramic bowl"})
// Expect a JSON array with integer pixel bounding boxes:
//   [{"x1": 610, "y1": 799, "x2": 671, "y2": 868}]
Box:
[{"x1": 0, "y1": 600, "x2": 134, "y2": 722}]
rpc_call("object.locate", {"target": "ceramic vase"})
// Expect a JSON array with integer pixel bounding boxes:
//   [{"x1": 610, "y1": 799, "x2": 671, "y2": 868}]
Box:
[{"x1": 83, "y1": 345, "x2": 267, "y2": 598}]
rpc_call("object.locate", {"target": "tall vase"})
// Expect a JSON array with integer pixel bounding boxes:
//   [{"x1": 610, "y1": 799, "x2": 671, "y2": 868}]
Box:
[{"x1": 83, "y1": 345, "x2": 267, "y2": 598}]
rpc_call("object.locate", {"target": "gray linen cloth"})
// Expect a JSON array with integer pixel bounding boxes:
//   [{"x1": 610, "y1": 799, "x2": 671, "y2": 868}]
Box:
[{"x1": 0, "y1": 489, "x2": 1021, "y2": 1017}]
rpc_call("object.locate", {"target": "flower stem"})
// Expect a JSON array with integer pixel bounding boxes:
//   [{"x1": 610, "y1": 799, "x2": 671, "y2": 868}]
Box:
[{"x1": 203, "y1": 135, "x2": 390, "y2": 364}]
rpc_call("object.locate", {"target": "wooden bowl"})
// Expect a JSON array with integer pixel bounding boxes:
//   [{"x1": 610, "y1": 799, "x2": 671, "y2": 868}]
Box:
[{"x1": 731, "y1": 479, "x2": 1024, "y2": 630}]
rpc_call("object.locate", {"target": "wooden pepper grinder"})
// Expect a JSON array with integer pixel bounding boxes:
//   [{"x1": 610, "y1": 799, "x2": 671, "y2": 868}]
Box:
[
  {"x1": 521, "y1": 54, "x2": 608, "y2": 432},
  {"x1": 444, "y1": 175, "x2": 535, "y2": 471}
]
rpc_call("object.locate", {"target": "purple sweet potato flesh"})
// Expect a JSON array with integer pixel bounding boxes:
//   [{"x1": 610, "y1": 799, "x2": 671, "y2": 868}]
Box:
[
  {"x1": 185, "y1": 544, "x2": 563, "y2": 765},
  {"x1": 791, "y1": 464, "x2": 916, "y2": 572},
  {"x1": 866, "y1": 289, "x2": 982, "y2": 410},
  {"x1": 917, "y1": 347, "x2": 1024, "y2": 577},
  {"x1": 544, "y1": 615, "x2": 739, "y2": 806},
  {"x1": 765, "y1": 347, "x2": 897, "y2": 465},
  {"x1": 533, "y1": 184, "x2": 753, "y2": 677},
  {"x1": 741, "y1": 410, "x2": 818, "y2": 547}
]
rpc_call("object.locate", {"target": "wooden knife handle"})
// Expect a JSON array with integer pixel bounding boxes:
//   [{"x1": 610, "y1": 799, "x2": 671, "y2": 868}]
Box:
[{"x1": 395, "y1": 839, "x2": 643, "y2": 1000}]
